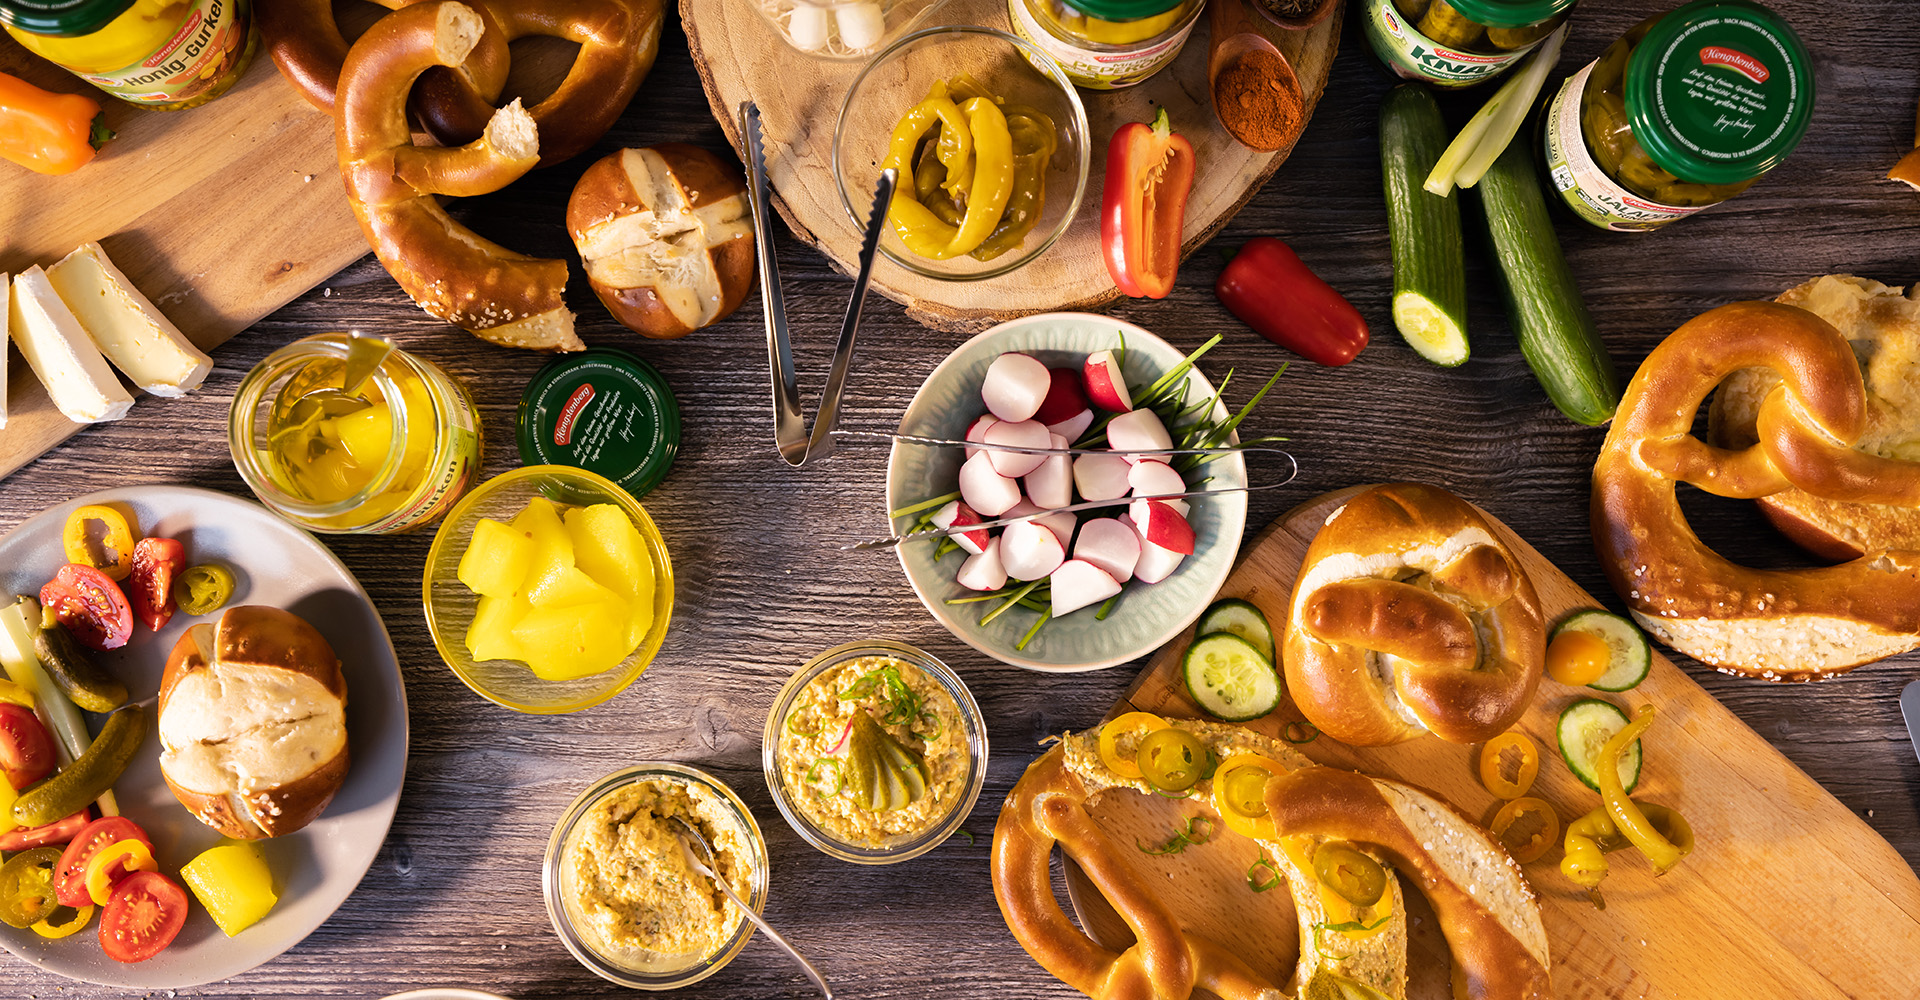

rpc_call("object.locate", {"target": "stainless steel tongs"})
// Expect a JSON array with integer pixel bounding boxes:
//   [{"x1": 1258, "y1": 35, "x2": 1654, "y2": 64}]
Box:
[{"x1": 742, "y1": 101, "x2": 897, "y2": 467}]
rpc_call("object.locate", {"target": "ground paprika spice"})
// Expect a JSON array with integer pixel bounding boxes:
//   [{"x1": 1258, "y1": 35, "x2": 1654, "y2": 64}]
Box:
[{"x1": 1212, "y1": 48, "x2": 1303, "y2": 152}]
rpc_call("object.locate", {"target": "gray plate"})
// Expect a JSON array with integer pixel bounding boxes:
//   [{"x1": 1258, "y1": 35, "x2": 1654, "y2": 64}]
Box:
[
  {"x1": 0, "y1": 486, "x2": 407, "y2": 988},
  {"x1": 1903, "y1": 680, "x2": 1920, "y2": 763}
]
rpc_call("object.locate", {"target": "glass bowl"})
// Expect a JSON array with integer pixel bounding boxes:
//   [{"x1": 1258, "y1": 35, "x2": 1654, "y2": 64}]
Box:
[
  {"x1": 762, "y1": 639, "x2": 988, "y2": 864},
  {"x1": 744, "y1": 0, "x2": 949, "y2": 60},
  {"x1": 833, "y1": 25, "x2": 1090, "y2": 282},
  {"x1": 422, "y1": 464, "x2": 674, "y2": 714},
  {"x1": 543, "y1": 763, "x2": 769, "y2": 990}
]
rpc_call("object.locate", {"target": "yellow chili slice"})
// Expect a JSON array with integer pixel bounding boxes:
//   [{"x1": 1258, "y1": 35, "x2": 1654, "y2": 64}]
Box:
[
  {"x1": 1313, "y1": 843, "x2": 1386, "y2": 907},
  {"x1": 1211, "y1": 754, "x2": 1286, "y2": 839},
  {"x1": 173, "y1": 563, "x2": 237, "y2": 617},
  {"x1": 30, "y1": 904, "x2": 92, "y2": 938},
  {"x1": 1478, "y1": 731, "x2": 1540, "y2": 800},
  {"x1": 0, "y1": 679, "x2": 34, "y2": 708},
  {"x1": 1096, "y1": 711, "x2": 1167, "y2": 779},
  {"x1": 1597, "y1": 705, "x2": 1689, "y2": 874},
  {"x1": 84, "y1": 839, "x2": 157, "y2": 906},
  {"x1": 1490, "y1": 796, "x2": 1559, "y2": 863},
  {"x1": 61, "y1": 505, "x2": 136, "y2": 581}
]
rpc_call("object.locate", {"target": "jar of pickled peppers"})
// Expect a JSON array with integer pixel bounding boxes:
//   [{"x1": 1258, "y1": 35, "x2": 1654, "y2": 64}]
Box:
[
  {"x1": 1008, "y1": 0, "x2": 1204, "y2": 90},
  {"x1": 1541, "y1": 0, "x2": 1811, "y2": 232},
  {"x1": 1361, "y1": 0, "x2": 1575, "y2": 89},
  {"x1": 0, "y1": 0, "x2": 259, "y2": 110}
]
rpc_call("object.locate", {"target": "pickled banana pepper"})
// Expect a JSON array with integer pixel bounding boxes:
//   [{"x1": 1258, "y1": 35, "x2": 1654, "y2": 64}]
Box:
[
  {"x1": 882, "y1": 75, "x2": 1056, "y2": 262},
  {"x1": 1364, "y1": 0, "x2": 1576, "y2": 88}
]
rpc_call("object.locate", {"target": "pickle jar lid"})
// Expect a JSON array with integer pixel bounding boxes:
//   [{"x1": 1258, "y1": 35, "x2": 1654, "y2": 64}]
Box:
[
  {"x1": 0, "y1": 0, "x2": 135, "y2": 37},
  {"x1": 1624, "y1": 0, "x2": 1813, "y2": 186},
  {"x1": 1056, "y1": 0, "x2": 1183, "y2": 25},
  {"x1": 516, "y1": 348, "x2": 681, "y2": 499},
  {"x1": 1426, "y1": 0, "x2": 1576, "y2": 31}
]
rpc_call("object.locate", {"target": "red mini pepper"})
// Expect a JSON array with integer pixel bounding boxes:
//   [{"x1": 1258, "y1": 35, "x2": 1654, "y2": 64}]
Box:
[
  {"x1": 1215, "y1": 236, "x2": 1370, "y2": 366},
  {"x1": 1102, "y1": 108, "x2": 1195, "y2": 300},
  {"x1": 0, "y1": 71, "x2": 110, "y2": 176}
]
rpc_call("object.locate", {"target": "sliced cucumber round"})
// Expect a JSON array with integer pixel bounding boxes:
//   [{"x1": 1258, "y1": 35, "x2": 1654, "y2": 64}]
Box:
[
  {"x1": 1554, "y1": 610, "x2": 1651, "y2": 692},
  {"x1": 1182, "y1": 632, "x2": 1282, "y2": 722},
  {"x1": 1557, "y1": 698, "x2": 1640, "y2": 793},
  {"x1": 1195, "y1": 598, "x2": 1276, "y2": 665}
]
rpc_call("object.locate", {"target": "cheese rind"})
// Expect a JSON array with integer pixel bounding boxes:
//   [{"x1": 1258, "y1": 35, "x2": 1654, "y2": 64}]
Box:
[
  {"x1": 48, "y1": 242, "x2": 211, "y2": 397},
  {"x1": 7, "y1": 265, "x2": 133, "y2": 424}
]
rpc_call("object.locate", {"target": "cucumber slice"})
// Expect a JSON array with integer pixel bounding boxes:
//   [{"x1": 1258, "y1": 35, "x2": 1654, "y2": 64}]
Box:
[
  {"x1": 1195, "y1": 598, "x2": 1276, "y2": 665},
  {"x1": 1182, "y1": 633, "x2": 1281, "y2": 722},
  {"x1": 1557, "y1": 698, "x2": 1640, "y2": 793},
  {"x1": 1554, "y1": 610, "x2": 1651, "y2": 692}
]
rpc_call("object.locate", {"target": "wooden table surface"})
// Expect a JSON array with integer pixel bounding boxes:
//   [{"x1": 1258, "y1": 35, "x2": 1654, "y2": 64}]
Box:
[{"x1": 4, "y1": 1, "x2": 1918, "y2": 996}]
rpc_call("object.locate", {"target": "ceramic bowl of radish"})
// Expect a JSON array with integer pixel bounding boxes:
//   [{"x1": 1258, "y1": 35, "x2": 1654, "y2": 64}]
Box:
[{"x1": 886, "y1": 313, "x2": 1248, "y2": 671}]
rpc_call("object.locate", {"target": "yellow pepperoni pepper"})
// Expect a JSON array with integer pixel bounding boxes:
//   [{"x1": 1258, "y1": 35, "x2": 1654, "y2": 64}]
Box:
[
  {"x1": 1561, "y1": 703, "x2": 1694, "y2": 907},
  {"x1": 61, "y1": 505, "x2": 136, "y2": 581},
  {"x1": 1598, "y1": 706, "x2": 1689, "y2": 874},
  {"x1": 884, "y1": 95, "x2": 1015, "y2": 260},
  {"x1": 0, "y1": 679, "x2": 34, "y2": 708},
  {"x1": 30, "y1": 904, "x2": 92, "y2": 939},
  {"x1": 84, "y1": 839, "x2": 157, "y2": 906}
]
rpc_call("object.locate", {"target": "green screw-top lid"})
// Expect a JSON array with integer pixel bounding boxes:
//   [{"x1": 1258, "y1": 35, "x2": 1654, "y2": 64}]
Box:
[
  {"x1": 1428, "y1": 0, "x2": 1576, "y2": 31},
  {"x1": 0, "y1": 0, "x2": 135, "y2": 38},
  {"x1": 1056, "y1": 0, "x2": 1183, "y2": 26},
  {"x1": 517, "y1": 348, "x2": 681, "y2": 500},
  {"x1": 1624, "y1": 0, "x2": 1813, "y2": 186}
]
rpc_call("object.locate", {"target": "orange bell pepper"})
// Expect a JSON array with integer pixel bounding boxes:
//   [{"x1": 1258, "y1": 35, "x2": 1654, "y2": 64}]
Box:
[
  {"x1": 1101, "y1": 108, "x2": 1195, "y2": 300},
  {"x1": 0, "y1": 72, "x2": 111, "y2": 176}
]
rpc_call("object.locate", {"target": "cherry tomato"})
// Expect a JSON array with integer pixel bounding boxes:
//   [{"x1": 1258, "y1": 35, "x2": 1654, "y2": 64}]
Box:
[
  {"x1": 40, "y1": 564, "x2": 134, "y2": 651},
  {"x1": 55, "y1": 816, "x2": 152, "y2": 908},
  {"x1": 0, "y1": 702, "x2": 56, "y2": 790},
  {"x1": 0, "y1": 809, "x2": 90, "y2": 852},
  {"x1": 99, "y1": 870, "x2": 188, "y2": 964},
  {"x1": 128, "y1": 537, "x2": 186, "y2": 633},
  {"x1": 1546, "y1": 629, "x2": 1612, "y2": 687}
]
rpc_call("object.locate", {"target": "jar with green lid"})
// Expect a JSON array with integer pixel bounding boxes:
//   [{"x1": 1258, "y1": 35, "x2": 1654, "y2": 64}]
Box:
[
  {"x1": 1542, "y1": 0, "x2": 1812, "y2": 231},
  {"x1": 1008, "y1": 0, "x2": 1204, "y2": 90},
  {"x1": 517, "y1": 348, "x2": 682, "y2": 500},
  {"x1": 0, "y1": 0, "x2": 258, "y2": 109},
  {"x1": 1361, "y1": 0, "x2": 1575, "y2": 89}
]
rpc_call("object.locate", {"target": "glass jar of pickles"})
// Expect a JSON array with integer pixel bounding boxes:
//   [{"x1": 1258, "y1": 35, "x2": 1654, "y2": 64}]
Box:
[
  {"x1": 229, "y1": 333, "x2": 482, "y2": 534},
  {"x1": 1542, "y1": 0, "x2": 1811, "y2": 232},
  {"x1": 1008, "y1": 0, "x2": 1203, "y2": 90},
  {"x1": 1360, "y1": 0, "x2": 1575, "y2": 89},
  {"x1": 0, "y1": 0, "x2": 259, "y2": 109}
]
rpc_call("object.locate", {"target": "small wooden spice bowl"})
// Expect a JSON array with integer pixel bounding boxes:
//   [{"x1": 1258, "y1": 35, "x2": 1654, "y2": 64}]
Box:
[{"x1": 1249, "y1": 0, "x2": 1338, "y2": 31}]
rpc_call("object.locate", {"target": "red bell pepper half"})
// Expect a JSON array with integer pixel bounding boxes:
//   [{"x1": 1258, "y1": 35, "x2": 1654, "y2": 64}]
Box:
[
  {"x1": 1102, "y1": 108, "x2": 1195, "y2": 300},
  {"x1": 1215, "y1": 237, "x2": 1369, "y2": 366}
]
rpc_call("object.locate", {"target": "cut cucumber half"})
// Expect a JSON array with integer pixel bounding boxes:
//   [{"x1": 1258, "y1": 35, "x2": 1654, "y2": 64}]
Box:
[
  {"x1": 1554, "y1": 610, "x2": 1651, "y2": 692},
  {"x1": 1182, "y1": 633, "x2": 1282, "y2": 722},
  {"x1": 1557, "y1": 698, "x2": 1640, "y2": 793},
  {"x1": 1195, "y1": 598, "x2": 1276, "y2": 665},
  {"x1": 1391, "y1": 294, "x2": 1469, "y2": 367}
]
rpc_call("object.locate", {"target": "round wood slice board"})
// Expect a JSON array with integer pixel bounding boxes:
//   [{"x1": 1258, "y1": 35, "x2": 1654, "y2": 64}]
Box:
[{"x1": 681, "y1": 0, "x2": 1341, "y2": 332}]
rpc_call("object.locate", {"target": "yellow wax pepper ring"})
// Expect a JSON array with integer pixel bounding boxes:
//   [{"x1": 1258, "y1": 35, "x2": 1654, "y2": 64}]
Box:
[{"x1": 61, "y1": 505, "x2": 137, "y2": 581}]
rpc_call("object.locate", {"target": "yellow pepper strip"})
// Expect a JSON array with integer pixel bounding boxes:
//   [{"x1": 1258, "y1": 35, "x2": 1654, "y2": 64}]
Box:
[
  {"x1": 0, "y1": 678, "x2": 34, "y2": 708},
  {"x1": 1211, "y1": 754, "x2": 1286, "y2": 840},
  {"x1": 1597, "y1": 705, "x2": 1688, "y2": 874},
  {"x1": 30, "y1": 904, "x2": 93, "y2": 939},
  {"x1": 85, "y1": 839, "x2": 157, "y2": 906},
  {"x1": 1096, "y1": 711, "x2": 1167, "y2": 778},
  {"x1": 886, "y1": 97, "x2": 1015, "y2": 260},
  {"x1": 62, "y1": 505, "x2": 137, "y2": 581}
]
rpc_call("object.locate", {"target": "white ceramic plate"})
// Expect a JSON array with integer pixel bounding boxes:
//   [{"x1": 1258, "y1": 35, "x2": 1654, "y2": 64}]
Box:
[
  {"x1": 0, "y1": 486, "x2": 408, "y2": 988},
  {"x1": 887, "y1": 313, "x2": 1249, "y2": 671}
]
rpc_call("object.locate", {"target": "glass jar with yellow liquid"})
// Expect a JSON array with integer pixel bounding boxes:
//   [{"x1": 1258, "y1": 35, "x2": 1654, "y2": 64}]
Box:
[
  {"x1": 230, "y1": 333, "x2": 482, "y2": 534},
  {"x1": 0, "y1": 0, "x2": 259, "y2": 109},
  {"x1": 1008, "y1": 0, "x2": 1204, "y2": 90}
]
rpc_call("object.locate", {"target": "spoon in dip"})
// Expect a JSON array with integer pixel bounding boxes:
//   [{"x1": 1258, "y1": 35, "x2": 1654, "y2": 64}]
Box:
[{"x1": 668, "y1": 816, "x2": 833, "y2": 998}]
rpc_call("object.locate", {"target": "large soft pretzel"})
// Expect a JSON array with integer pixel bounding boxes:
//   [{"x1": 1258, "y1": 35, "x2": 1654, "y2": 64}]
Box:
[
  {"x1": 336, "y1": 1, "x2": 582, "y2": 351},
  {"x1": 1593, "y1": 300, "x2": 1920, "y2": 678},
  {"x1": 1283, "y1": 483, "x2": 1545, "y2": 746}
]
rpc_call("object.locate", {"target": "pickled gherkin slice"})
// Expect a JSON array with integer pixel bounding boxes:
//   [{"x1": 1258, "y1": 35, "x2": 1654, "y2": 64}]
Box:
[
  {"x1": 1418, "y1": 1, "x2": 1486, "y2": 50},
  {"x1": 842, "y1": 710, "x2": 929, "y2": 813}
]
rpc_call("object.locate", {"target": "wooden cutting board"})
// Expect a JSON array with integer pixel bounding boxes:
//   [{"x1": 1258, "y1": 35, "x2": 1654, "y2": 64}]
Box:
[
  {"x1": 682, "y1": 0, "x2": 1339, "y2": 332},
  {"x1": 1060, "y1": 485, "x2": 1920, "y2": 999}
]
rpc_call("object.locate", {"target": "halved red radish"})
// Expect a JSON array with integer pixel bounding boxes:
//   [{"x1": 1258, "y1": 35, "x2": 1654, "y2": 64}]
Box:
[
  {"x1": 1023, "y1": 433, "x2": 1074, "y2": 508},
  {"x1": 1127, "y1": 460, "x2": 1190, "y2": 519},
  {"x1": 982, "y1": 353, "x2": 1051, "y2": 422},
  {"x1": 956, "y1": 537, "x2": 1007, "y2": 591},
  {"x1": 1074, "y1": 518, "x2": 1140, "y2": 583},
  {"x1": 1105, "y1": 408, "x2": 1171, "y2": 462},
  {"x1": 1136, "y1": 500, "x2": 1195, "y2": 554},
  {"x1": 1045, "y1": 408, "x2": 1094, "y2": 442},
  {"x1": 1082, "y1": 350, "x2": 1132, "y2": 412},
  {"x1": 1007, "y1": 499, "x2": 1077, "y2": 548},
  {"x1": 1072, "y1": 452, "x2": 1133, "y2": 502},
  {"x1": 930, "y1": 500, "x2": 990, "y2": 556},
  {"x1": 959, "y1": 451, "x2": 1021, "y2": 516},
  {"x1": 1033, "y1": 368, "x2": 1090, "y2": 426},
  {"x1": 1133, "y1": 536, "x2": 1186, "y2": 584},
  {"x1": 964, "y1": 414, "x2": 999, "y2": 457},
  {"x1": 1001, "y1": 521, "x2": 1065, "y2": 581},
  {"x1": 983, "y1": 419, "x2": 1052, "y2": 478},
  {"x1": 1050, "y1": 559, "x2": 1123, "y2": 616}
]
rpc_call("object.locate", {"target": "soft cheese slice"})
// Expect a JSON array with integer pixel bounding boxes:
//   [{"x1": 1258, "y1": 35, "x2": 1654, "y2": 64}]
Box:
[
  {"x1": 8, "y1": 265, "x2": 133, "y2": 424},
  {"x1": 48, "y1": 242, "x2": 211, "y2": 397}
]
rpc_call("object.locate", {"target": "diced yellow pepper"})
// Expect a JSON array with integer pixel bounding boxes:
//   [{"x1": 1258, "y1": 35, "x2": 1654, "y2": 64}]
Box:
[
  {"x1": 515, "y1": 598, "x2": 632, "y2": 681},
  {"x1": 180, "y1": 840, "x2": 278, "y2": 937},
  {"x1": 465, "y1": 594, "x2": 529, "y2": 663},
  {"x1": 0, "y1": 679, "x2": 33, "y2": 708},
  {"x1": 0, "y1": 773, "x2": 19, "y2": 836},
  {"x1": 456, "y1": 518, "x2": 533, "y2": 599},
  {"x1": 512, "y1": 498, "x2": 574, "y2": 600}
]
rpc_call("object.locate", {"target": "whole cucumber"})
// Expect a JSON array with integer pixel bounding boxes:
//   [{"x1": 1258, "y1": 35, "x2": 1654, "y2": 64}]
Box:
[{"x1": 11, "y1": 705, "x2": 144, "y2": 828}]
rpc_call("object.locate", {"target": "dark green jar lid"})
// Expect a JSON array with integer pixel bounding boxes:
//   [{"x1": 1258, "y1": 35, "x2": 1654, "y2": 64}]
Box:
[
  {"x1": 1057, "y1": 0, "x2": 1183, "y2": 26},
  {"x1": 0, "y1": 0, "x2": 134, "y2": 38},
  {"x1": 1624, "y1": 0, "x2": 1813, "y2": 186},
  {"x1": 516, "y1": 348, "x2": 681, "y2": 500},
  {"x1": 1430, "y1": 0, "x2": 1576, "y2": 31}
]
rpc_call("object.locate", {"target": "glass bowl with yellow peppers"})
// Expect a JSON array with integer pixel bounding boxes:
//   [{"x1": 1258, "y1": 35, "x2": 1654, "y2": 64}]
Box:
[{"x1": 833, "y1": 25, "x2": 1090, "y2": 281}]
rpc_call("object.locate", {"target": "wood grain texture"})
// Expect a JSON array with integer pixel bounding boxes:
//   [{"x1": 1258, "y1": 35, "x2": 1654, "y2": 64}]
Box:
[{"x1": 1, "y1": 0, "x2": 1919, "y2": 996}]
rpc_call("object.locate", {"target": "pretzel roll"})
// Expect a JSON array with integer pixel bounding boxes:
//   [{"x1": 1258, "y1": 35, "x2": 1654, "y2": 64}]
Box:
[
  {"x1": 337, "y1": 1, "x2": 582, "y2": 351},
  {"x1": 1594, "y1": 300, "x2": 1920, "y2": 678},
  {"x1": 1283, "y1": 483, "x2": 1544, "y2": 747},
  {"x1": 259, "y1": 0, "x2": 405, "y2": 115}
]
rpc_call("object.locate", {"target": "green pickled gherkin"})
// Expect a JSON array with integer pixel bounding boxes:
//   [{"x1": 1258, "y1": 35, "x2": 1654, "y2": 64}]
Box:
[
  {"x1": 1418, "y1": 1, "x2": 1486, "y2": 50},
  {"x1": 1582, "y1": 92, "x2": 1631, "y2": 175}
]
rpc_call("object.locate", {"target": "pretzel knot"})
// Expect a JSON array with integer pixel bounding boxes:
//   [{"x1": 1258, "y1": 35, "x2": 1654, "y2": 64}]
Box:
[
  {"x1": 1283, "y1": 483, "x2": 1545, "y2": 747},
  {"x1": 1594, "y1": 300, "x2": 1920, "y2": 679}
]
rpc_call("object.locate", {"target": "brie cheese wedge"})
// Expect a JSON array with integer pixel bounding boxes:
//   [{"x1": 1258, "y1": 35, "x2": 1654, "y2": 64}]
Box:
[
  {"x1": 8, "y1": 265, "x2": 134, "y2": 424},
  {"x1": 48, "y1": 242, "x2": 211, "y2": 397},
  {"x1": 1, "y1": 272, "x2": 10, "y2": 430}
]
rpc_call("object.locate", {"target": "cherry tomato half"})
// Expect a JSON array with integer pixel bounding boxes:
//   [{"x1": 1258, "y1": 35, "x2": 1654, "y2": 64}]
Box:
[
  {"x1": 0, "y1": 809, "x2": 90, "y2": 852},
  {"x1": 128, "y1": 537, "x2": 186, "y2": 633},
  {"x1": 41, "y1": 564, "x2": 134, "y2": 651},
  {"x1": 0, "y1": 702, "x2": 56, "y2": 790},
  {"x1": 55, "y1": 816, "x2": 153, "y2": 909},
  {"x1": 99, "y1": 870, "x2": 188, "y2": 964},
  {"x1": 1546, "y1": 630, "x2": 1612, "y2": 687}
]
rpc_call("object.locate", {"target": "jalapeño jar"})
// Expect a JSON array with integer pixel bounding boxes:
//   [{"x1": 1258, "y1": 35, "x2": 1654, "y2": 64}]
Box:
[
  {"x1": 1542, "y1": 0, "x2": 1812, "y2": 232},
  {"x1": 1361, "y1": 0, "x2": 1576, "y2": 89},
  {"x1": 1009, "y1": 0, "x2": 1204, "y2": 90},
  {"x1": 0, "y1": 0, "x2": 259, "y2": 109}
]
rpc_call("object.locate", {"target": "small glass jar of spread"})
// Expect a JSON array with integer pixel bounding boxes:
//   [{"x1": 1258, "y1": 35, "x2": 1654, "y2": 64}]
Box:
[
  {"x1": 0, "y1": 0, "x2": 259, "y2": 110},
  {"x1": 1542, "y1": 0, "x2": 1811, "y2": 232},
  {"x1": 229, "y1": 333, "x2": 482, "y2": 534},
  {"x1": 1360, "y1": 0, "x2": 1575, "y2": 89},
  {"x1": 1008, "y1": 0, "x2": 1204, "y2": 90}
]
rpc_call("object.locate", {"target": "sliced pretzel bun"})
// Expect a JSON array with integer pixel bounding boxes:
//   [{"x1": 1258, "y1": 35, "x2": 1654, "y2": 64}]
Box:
[
  {"x1": 159, "y1": 606, "x2": 350, "y2": 840},
  {"x1": 1708, "y1": 275, "x2": 1920, "y2": 560},
  {"x1": 566, "y1": 144, "x2": 755, "y2": 339}
]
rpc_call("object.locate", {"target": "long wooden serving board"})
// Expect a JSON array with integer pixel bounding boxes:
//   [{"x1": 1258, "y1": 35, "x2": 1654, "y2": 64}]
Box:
[
  {"x1": 1059, "y1": 486, "x2": 1920, "y2": 999},
  {"x1": 682, "y1": 0, "x2": 1339, "y2": 332}
]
